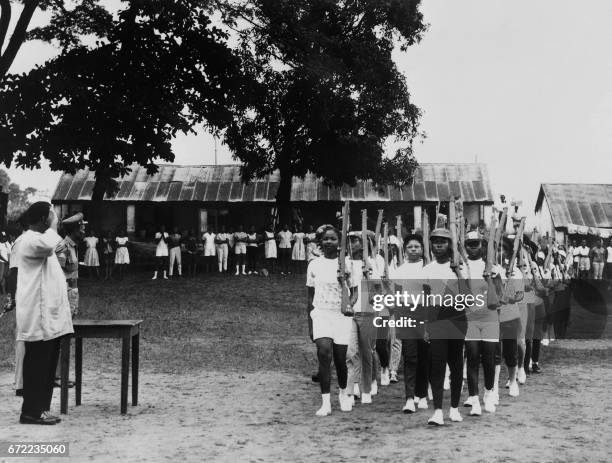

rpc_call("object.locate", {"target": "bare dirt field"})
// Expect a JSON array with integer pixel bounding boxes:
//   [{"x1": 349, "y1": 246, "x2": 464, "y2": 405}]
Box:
[{"x1": 1, "y1": 272, "x2": 611, "y2": 462}]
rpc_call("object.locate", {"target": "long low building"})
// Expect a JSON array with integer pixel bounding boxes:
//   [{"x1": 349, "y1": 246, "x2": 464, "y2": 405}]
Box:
[
  {"x1": 51, "y1": 163, "x2": 495, "y2": 238},
  {"x1": 535, "y1": 183, "x2": 612, "y2": 243}
]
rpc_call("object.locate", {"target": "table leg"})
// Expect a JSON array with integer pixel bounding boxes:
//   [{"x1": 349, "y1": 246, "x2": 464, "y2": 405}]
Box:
[
  {"x1": 60, "y1": 336, "x2": 70, "y2": 414},
  {"x1": 75, "y1": 338, "x2": 82, "y2": 406},
  {"x1": 131, "y1": 333, "x2": 139, "y2": 406},
  {"x1": 121, "y1": 334, "x2": 130, "y2": 414}
]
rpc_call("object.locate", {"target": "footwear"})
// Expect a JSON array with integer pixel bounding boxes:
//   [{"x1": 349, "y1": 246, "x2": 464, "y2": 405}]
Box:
[
  {"x1": 403, "y1": 399, "x2": 416, "y2": 414},
  {"x1": 311, "y1": 373, "x2": 320, "y2": 383},
  {"x1": 54, "y1": 380, "x2": 75, "y2": 388},
  {"x1": 517, "y1": 367, "x2": 527, "y2": 384},
  {"x1": 280, "y1": 272, "x2": 285, "y2": 275},
  {"x1": 469, "y1": 398, "x2": 482, "y2": 416},
  {"x1": 414, "y1": 396, "x2": 420, "y2": 404},
  {"x1": 532, "y1": 363, "x2": 542, "y2": 373},
  {"x1": 449, "y1": 407, "x2": 463, "y2": 422},
  {"x1": 353, "y1": 383, "x2": 361, "y2": 399},
  {"x1": 241, "y1": 271, "x2": 247, "y2": 275},
  {"x1": 361, "y1": 393, "x2": 372, "y2": 404},
  {"x1": 464, "y1": 396, "x2": 475, "y2": 407},
  {"x1": 509, "y1": 381, "x2": 519, "y2": 397},
  {"x1": 41, "y1": 411, "x2": 61, "y2": 423},
  {"x1": 339, "y1": 390, "x2": 353, "y2": 412},
  {"x1": 428, "y1": 409, "x2": 444, "y2": 426},
  {"x1": 15, "y1": 389, "x2": 23, "y2": 397},
  {"x1": 152, "y1": 272, "x2": 157, "y2": 280},
  {"x1": 505, "y1": 380, "x2": 510, "y2": 389},
  {"x1": 541, "y1": 339, "x2": 549, "y2": 346},
  {"x1": 163, "y1": 272, "x2": 168, "y2": 280},
  {"x1": 235, "y1": 271, "x2": 240, "y2": 276},
  {"x1": 380, "y1": 368, "x2": 390, "y2": 386},
  {"x1": 417, "y1": 397, "x2": 428, "y2": 409},
  {"x1": 483, "y1": 390, "x2": 496, "y2": 413},
  {"x1": 316, "y1": 394, "x2": 332, "y2": 417},
  {"x1": 371, "y1": 380, "x2": 378, "y2": 396},
  {"x1": 247, "y1": 271, "x2": 252, "y2": 275},
  {"x1": 19, "y1": 414, "x2": 57, "y2": 425},
  {"x1": 390, "y1": 371, "x2": 398, "y2": 383}
]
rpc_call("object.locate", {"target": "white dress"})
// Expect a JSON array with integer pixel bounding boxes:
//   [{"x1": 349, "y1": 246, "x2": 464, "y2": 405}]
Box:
[
  {"x1": 291, "y1": 232, "x2": 306, "y2": 261},
  {"x1": 203, "y1": 232, "x2": 216, "y2": 256},
  {"x1": 264, "y1": 231, "x2": 277, "y2": 259},
  {"x1": 83, "y1": 236, "x2": 100, "y2": 266},
  {"x1": 114, "y1": 237, "x2": 130, "y2": 264}
]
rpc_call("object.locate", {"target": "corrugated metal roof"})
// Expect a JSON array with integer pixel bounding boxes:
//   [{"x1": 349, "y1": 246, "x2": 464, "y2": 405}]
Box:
[
  {"x1": 536, "y1": 183, "x2": 612, "y2": 228},
  {"x1": 52, "y1": 163, "x2": 494, "y2": 203}
]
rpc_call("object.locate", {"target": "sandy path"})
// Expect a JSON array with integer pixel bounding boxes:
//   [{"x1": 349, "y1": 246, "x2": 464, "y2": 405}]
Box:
[{"x1": 1, "y1": 342, "x2": 611, "y2": 463}]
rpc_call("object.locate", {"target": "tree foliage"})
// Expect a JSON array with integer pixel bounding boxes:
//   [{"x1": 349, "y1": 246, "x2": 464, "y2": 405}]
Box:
[
  {"x1": 0, "y1": 168, "x2": 36, "y2": 221},
  {"x1": 1, "y1": 0, "x2": 254, "y2": 198},
  {"x1": 221, "y1": 0, "x2": 427, "y2": 219}
]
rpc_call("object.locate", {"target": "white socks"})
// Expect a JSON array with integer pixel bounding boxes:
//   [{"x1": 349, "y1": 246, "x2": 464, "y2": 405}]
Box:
[
  {"x1": 339, "y1": 388, "x2": 352, "y2": 412},
  {"x1": 380, "y1": 368, "x2": 390, "y2": 386},
  {"x1": 483, "y1": 389, "x2": 496, "y2": 413},
  {"x1": 361, "y1": 393, "x2": 372, "y2": 404}
]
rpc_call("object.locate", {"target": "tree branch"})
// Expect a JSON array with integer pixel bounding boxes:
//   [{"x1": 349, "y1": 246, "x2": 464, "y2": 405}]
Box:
[
  {"x1": 0, "y1": 0, "x2": 40, "y2": 77},
  {"x1": 0, "y1": 0, "x2": 10, "y2": 52}
]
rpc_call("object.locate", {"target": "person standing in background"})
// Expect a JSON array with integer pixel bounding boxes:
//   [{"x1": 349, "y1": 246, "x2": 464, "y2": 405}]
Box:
[
  {"x1": 606, "y1": 239, "x2": 612, "y2": 287},
  {"x1": 101, "y1": 231, "x2": 115, "y2": 281},
  {"x1": 577, "y1": 239, "x2": 590, "y2": 279},
  {"x1": 82, "y1": 229, "x2": 100, "y2": 279},
  {"x1": 202, "y1": 226, "x2": 216, "y2": 273},
  {"x1": 168, "y1": 227, "x2": 183, "y2": 278},
  {"x1": 263, "y1": 223, "x2": 278, "y2": 274},
  {"x1": 246, "y1": 225, "x2": 259, "y2": 275},
  {"x1": 590, "y1": 238, "x2": 606, "y2": 280},
  {"x1": 0, "y1": 231, "x2": 10, "y2": 294},
  {"x1": 277, "y1": 224, "x2": 293, "y2": 275},
  {"x1": 184, "y1": 230, "x2": 200, "y2": 277},
  {"x1": 114, "y1": 230, "x2": 130, "y2": 280},
  {"x1": 215, "y1": 225, "x2": 229, "y2": 273},
  {"x1": 233, "y1": 225, "x2": 248, "y2": 276},
  {"x1": 17, "y1": 202, "x2": 73, "y2": 425},
  {"x1": 291, "y1": 225, "x2": 306, "y2": 274},
  {"x1": 153, "y1": 225, "x2": 169, "y2": 280}
]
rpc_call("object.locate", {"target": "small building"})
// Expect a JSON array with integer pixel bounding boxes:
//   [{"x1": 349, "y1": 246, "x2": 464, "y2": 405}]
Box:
[
  {"x1": 534, "y1": 183, "x2": 612, "y2": 244},
  {"x1": 52, "y1": 163, "x2": 495, "y2": 239}
]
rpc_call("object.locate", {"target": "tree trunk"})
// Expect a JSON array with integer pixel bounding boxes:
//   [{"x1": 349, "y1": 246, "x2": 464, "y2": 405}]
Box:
[
  {"x1": 275, "y1": 167, "x2": 292, "y2": 227},
  {"x1": 0, "y1": 0, "x2": 39, "y2": 77},
  {"x1": 91, "y1": 173, "x2": 117, "y2": 201}
]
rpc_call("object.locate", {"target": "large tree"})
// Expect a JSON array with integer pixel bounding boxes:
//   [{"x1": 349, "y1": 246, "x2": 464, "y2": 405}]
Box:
[
  {"x1": 222, "y1": 0, "x2": 427, "y2": 221},
  {"x1": 0, "y1": 0, "x2": 255, "y2": 199}
]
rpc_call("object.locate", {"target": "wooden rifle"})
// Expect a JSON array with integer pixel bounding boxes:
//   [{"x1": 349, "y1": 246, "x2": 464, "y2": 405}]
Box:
[
  {"x1": 362, "y1": 209, "x2": 372, "y2": 278},
  {"x1": 455, "y1": 197, "x2": 469, "y2": 264},
  {"x1": 484, "y1": 208, "x2": 502, "y2": 309},
  {"x1": 382, "y1": 222, "x2": 389, "y2": 280},
  {"x1": 496, "y1": 208, "x2": 508, "y2": 266},
  {"x1": 373, "y1": 209, "x2": 383, "y2": 257},
  {"x1": 543, "y1": 237, "x2": 553, "y2": 271},
  {"x1": 396, "y1": 215, "x2": 404, "y2": 266},
  {"x1": 422, "y1": 208, "x2": 431, "y2": 264},
  {"x1": 339, "y1": 200, "x2": 353, "y2": 316},
  {"x1": 449, "y1": 199, "x2": 462, "y2": 271},
  {"x1": 507, "y1": 217, "x2": 526, "y2": 276}
]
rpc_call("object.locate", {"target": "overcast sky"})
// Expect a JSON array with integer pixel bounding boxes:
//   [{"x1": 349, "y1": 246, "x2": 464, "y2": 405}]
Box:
[{"x1": 4, "y1": 0, "x2": 612, "y2": 215}]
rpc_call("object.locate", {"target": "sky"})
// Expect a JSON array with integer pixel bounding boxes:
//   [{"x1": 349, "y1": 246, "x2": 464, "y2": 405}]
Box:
[{"x1": 4, "y1": 0, "x2": 612, "y2": 215}]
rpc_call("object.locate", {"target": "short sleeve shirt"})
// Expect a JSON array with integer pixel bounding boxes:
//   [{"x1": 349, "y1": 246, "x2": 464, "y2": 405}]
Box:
[{"x1": 307, "y1": 256, "x2": 353, "y2": 312}]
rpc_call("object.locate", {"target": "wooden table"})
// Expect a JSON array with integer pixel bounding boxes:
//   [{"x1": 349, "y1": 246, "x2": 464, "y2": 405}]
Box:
[{"x1": 60, "y1": 320, "x2": 143, "y2": 415}]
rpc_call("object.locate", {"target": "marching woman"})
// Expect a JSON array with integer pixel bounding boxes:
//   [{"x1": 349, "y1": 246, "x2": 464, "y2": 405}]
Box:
[
  {"x1": 307, "y1": 225, "x2": 357, "y2": 416},
  {"x1": 390, "y1": 234, "x2": 429, "y2": 413},
  {"x1": 83, "y1": 229, "x2": 100, "y2": 279},
  {"x1": 263, "y1": 223, "x2": 278, "y2": 274},
  {"x1": 114, "y1": 230, "x2": 130, "y2": 280},
  {"x1": 498, "y1": 236, "x2": 525, "y2": 398},
  {"x1": 463, "y1": 230, "x2": 498, "y2": 415},
  {"x1": 422, "y1": 228, "x2": 468, "y2": 426}
]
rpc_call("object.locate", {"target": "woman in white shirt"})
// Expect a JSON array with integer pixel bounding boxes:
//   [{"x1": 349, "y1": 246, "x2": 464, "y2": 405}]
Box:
[
  {"x1": 214, "y1": 225, "x2": 229, "y2": 273},
  {"x1": 114, "y1": 231, "x2": 130, "y2": 280},
  {"x1": 153, "y1": 225, "x2": 169, "y2": 280},
  {"x1": 291, "y1": 225, "x2": 306, "y2": 273},
  {"x1": 83, "y1": 229, "x2": 100, "y2": 279},
  {"x1": 263, "y1": 224, "x2": 277, "y2": 274},
  {"x1": 307, "y1": 225, "x2": 357, "y2": 416},
  {"x1": 202, "y1": 227, "x2": 216, "y2": 273},
  {"x1": 422, "y1": 228, "x2": 468, "y2": 426},
  {"x1": 277, "y1": 224, "x2": 293, "y2": 275}
]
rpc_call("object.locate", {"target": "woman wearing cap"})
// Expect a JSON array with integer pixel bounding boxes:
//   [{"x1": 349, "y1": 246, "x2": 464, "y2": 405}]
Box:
[
  {"x1": 422, "y1": 228, "x2": 468, "y2": 426},
  {"x1": 463, "y1": 230, "x2": 498, "y2": 415},
  {"x1": 307, "y1": 224, "x2": 357, "y2": 416},
  {"x1": 390, "y1": 234, "x2": 429, "y2": 413}
]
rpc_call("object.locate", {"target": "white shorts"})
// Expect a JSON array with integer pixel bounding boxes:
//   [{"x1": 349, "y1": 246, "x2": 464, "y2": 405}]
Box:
[
  {"x1": 311, "y1": 309, "x2": 352, "y2": 345},
  {"x1": 235, "y1": 243, "x2": 247, "y2": 255}
]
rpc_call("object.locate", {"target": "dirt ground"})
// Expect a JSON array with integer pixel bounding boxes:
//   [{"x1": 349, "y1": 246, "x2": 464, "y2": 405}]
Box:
[{"x1": 1, "y1": 273, "x2": 611, "y2": 462}]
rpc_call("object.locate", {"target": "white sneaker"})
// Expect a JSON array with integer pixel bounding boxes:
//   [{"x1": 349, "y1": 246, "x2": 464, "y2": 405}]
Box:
[
  {"x1": 234, "y1": 271, "x2": 240, "y2": 276},
  {"x1": 509, "y1": 381, "x2": 519, "y2": 397},
  {"x1": 390, "y1": 371, "x2": 398, "y2": 383},
  {"x1": 380, "y1": 369, "x2": 390, "y2": 386},
  {"x1": 505, "y1": 380, "x2": 510, "y2": 389},
  {"x1": 242, "y1": 271, "x2": 247, "y2": 275},
  {"x1": 417, "y1": 397, "x2": 428, "y2": 409},
  {"x1": 152, "y1": 272, "x2": 157, "y2": 280},
  {"x1": 469, "y1": 398, "x2": 482, "y2": 416},
  {"x1": 371, "y1": 381, "x2": 378, "y2": 396},
  {"x1": 449, "y1": 407, "x2": 463, "y2": 422},
  {"x1": 253, "y1": 271, "x2": 258, "y2": 275},
  {"x1": 280, "y1": 272, "x2": 285, "y2": 275},
  {"x1": 316, "y1": 394, "x2": 332, "y2": 417},
  {"x1": 353, "y1": 383, "x2": 361, "y2": 399},
  {"x1": 339, "y1": 390, "x2": 353, "y2": 412},
  {"x1": 464, "y1": 396, "x2": 475, "y2": 407},
  {"x1": 361, "y1": 393, "x2": 372, "y2": 404},
  {"x1": 428, "y1": 409, "x2": 444, "y2": 426},
  {"x1": 247, "y1": 271, "x2": 252, "y2": 275},
  {"x1": 483, "y1": 390, "x2": 496, "y2": 413},
  {"x1": 517, "y1": 367, "x2": 527, "y2": 385},
  {"x1": 403, "y1": 399, "x2": 416, "y2": 414},
  {"x1": 541, "y1": 339, "x2": 550, "y2": 346},
  {"x1": 414, "y1": 396, "x2": 420, "y2": 404}
]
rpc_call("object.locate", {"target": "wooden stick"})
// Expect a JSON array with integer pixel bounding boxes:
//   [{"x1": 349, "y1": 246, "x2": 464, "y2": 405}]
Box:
[
  {"x1": 396, "y1": 215, "x2": 404, "y2": 266},
  {"x1": 339, "y1": 200, "x2": 353, "y2": 316},
  {"x1": 373, "y1": 209, "x2": 383, "y2": 257},
  {"x1": 422, "y1": 208, "x2": 431, "y2": 264},
  {"x1": 382, "y1": 222, "x2": 389, "y2": 279},
  {"x1": 449, "y1": 200, "x2": 461, "y2": 269},
  {"x1": 507, "y1": 217, "x2": 526, "y2": 275}
]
